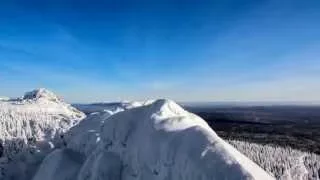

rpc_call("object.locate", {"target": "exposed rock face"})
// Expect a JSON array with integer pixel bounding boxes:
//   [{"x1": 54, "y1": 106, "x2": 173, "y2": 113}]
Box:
[{"x1": 23, "y1": 88, "x2": 62, "y2": 102}]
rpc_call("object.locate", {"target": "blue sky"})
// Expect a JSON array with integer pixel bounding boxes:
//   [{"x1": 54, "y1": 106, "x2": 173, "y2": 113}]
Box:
[{"x1": 0, "y1": 0, "x2": 320, "y2": 102}]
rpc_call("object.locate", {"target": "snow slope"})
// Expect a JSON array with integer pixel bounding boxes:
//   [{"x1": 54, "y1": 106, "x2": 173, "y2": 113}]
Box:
[
  {"x1": 33, "y1": 99, "x2": 273, "y2": 180},
  {"x1": 0, "y1": 89, "x2": 85, "y2": 179}
]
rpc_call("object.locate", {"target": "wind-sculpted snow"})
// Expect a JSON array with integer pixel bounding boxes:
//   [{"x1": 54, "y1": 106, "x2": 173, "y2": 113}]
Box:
[
  {"x1": 64, "y1": 110, "x2": 115, "y2": 156},
  {"x1": 74, "y1": 100, "x2": 154, "y2": 115},
  {"x1": 33, "y1": 99, "x2": 273, "y2": 180},
  {"x1": 32, "y1": 149, "x2": 85, "y2": 180},
  {"x1": 0, "y1": 89, "x2": 85, "y2": 179}
]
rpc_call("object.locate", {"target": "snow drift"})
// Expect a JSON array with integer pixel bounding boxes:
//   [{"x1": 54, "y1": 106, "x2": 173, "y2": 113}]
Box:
[{"x1": 33, "y1": 99, "x2": 273, "y2": 180}]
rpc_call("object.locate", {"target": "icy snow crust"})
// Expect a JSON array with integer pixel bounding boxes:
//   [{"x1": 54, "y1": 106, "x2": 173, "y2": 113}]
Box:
[{"x1": 33, "y1": 99, "x2": 273, "y2": 180}]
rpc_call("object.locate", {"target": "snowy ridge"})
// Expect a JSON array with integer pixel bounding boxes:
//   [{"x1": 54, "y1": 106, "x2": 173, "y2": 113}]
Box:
[
  {"x1": 0, "y1": 89, "x2": 85, "y2": 180},
  {"x1": 33, "y1": 99, "x2": 273, "y2": 180},
  {"x1": 74, "y1": 100, "x2": 154, "y2": 115}
]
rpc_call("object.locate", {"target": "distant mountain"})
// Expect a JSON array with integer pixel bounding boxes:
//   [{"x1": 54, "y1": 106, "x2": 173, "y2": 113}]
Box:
[
  {"x1": 0, "y1": 97, "x2": 9, "y2": 101},
  {"x1": 0, "y1": 88, "x2": 85, "y2": 179},
  {"x1": 73, "y1": 100, "x2": 153, "y2": 115}
]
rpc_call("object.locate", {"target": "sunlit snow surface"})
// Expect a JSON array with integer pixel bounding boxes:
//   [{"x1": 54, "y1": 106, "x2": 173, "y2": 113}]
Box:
[
  {"x1": 34, "y1": 99, "x2": 273, "y2": 180},
  {"x1": 1, "y1": 89, "x2": 274, "y2": 180},
  {"x1": 0, "y1": 89, "x2": 85, "y2": 179}
]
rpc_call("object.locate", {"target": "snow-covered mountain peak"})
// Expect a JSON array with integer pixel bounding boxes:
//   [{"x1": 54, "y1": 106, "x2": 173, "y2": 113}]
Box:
[
  {"x1": 146, "y1": 99, "x2": 212, "y2": 132},
  {"x1": 0, "y1": 89, "x2": 85, "y2": 178},
  {"x1": 23, "y1": 88, "x2": 62, "y2": 102},
  {"x1": 151, "y1": 99, "x2": 185, "y2": 115}
]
